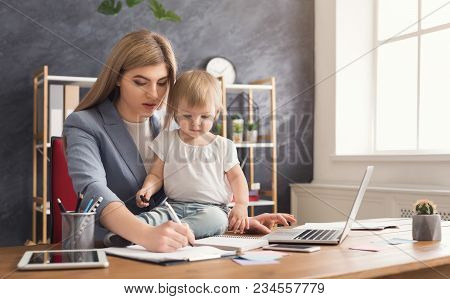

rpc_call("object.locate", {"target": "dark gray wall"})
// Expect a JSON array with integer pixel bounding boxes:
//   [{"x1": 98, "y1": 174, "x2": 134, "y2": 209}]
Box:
[{"x1": 0, "y1": 0, "x2": 314, "y2": 246}]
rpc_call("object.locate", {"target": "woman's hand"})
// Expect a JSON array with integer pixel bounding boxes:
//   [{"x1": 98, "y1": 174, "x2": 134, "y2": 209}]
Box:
[
  {"x1": 245, "y1": 213, "x2": 297, "y2": 234},
  {"x1": 140, "y1": 221, "x2": 195, "y2": 252},
  {"x1": 228, "y1": 203, "x2": 249, "y2": 234},
  {"x1": 135, "y1": 188, "x2": 152, "y2": 208}
]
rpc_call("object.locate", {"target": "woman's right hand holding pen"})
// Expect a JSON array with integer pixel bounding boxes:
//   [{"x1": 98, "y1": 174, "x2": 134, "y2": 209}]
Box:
[
  {"x1": 139, "y1": 221, "x2": 195, "y2": 252},
  {"x1": 136, "y1": 187, "x2": 153, "y2": 208}
]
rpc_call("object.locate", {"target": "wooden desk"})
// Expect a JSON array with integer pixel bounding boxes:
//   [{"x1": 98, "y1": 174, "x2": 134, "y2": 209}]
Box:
[{"x1": 1, "y1": 219, "x2": 449, "y2": 279}]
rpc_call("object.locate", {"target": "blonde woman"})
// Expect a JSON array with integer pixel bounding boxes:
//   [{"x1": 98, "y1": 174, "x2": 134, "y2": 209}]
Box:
[{"x1": 63, "y1": 30, "x2": 296, "y2": 252}]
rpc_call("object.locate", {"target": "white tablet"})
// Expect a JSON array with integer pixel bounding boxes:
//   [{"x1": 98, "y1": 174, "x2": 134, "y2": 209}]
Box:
[{"x1": 17, "y1": 249, "x2": 109, "y2": 270}]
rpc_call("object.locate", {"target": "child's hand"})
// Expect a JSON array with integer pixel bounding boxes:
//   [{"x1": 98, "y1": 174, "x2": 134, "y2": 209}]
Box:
[
  {"x1": 136, "y1": 188, "x2": 152, "y2": 208},
  {"x1": 228, "y1": 203, "x2": 249, "y2": 234}
]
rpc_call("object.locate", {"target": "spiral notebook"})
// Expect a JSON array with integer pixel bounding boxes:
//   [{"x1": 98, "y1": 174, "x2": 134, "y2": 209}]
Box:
[{"x1": 194, "y1": 235, "x2": 268, "y2": 252}]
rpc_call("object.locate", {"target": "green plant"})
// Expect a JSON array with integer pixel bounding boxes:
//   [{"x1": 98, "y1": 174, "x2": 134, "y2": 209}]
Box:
[
  {"x1": 97, "y1": 0, "x2": 181, "y2": 22},
  {"x1": 212, "y1": 122, "x2": 223, "y2": 135},
  {"x1": 246, "y1": 122, "x2": 257, "y2": 131},
  {"x1": 413, "y1": 199, "x2": 437, "y2": 215},
  {"x1": 232, "y1": 122, "x2": 243, "y2": 133}
]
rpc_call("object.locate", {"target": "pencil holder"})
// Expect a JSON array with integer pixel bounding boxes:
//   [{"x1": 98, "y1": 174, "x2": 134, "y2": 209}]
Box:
[{"x1": 61, "y1": 212, "x2": 96, "y2": 250}]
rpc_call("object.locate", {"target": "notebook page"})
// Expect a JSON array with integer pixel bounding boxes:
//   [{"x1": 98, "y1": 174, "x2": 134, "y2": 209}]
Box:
[
  {"x1": 105, "y1": 245, "x2": 235, "y2": 263},
  {"x1": 194, "y1": 236, "x2": 268, "y2": 251}
]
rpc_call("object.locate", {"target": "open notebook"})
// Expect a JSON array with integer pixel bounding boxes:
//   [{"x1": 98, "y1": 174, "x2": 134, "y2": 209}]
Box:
[
  {"x1": 194, "y1": 235, "x2": 268, "y2": 252},
  {"x1": 105, "y1": 245, "x2": 236, "y2": 265}
]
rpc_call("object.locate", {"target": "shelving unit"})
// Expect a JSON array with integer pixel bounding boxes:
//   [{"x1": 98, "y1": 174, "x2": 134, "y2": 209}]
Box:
[
  {"x1": 220, "y1": 77, "x2": 277, "y2": 216},
  {"x1": 32, "y1": 65, "x2": 95, "y2": 244}
]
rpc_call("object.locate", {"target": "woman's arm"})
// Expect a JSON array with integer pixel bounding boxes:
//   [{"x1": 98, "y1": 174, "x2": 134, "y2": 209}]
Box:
[{"x1": 100, "y1": 201, "x2": 193, "y2": 252}]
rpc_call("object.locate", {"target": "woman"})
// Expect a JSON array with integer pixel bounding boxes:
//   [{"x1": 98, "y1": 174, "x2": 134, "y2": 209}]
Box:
[{"x1": 63, "y1": 30, "x2": 295, "y2": 252}]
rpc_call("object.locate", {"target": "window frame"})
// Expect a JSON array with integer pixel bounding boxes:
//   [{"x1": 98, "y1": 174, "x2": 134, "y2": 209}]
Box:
[{"x1": 374, "y1": 0, "x2": 450, "y2": 154}]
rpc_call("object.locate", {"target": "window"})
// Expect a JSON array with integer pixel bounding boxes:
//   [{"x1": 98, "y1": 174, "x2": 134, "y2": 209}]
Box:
[{"x1": 375, "y1": 0, "x2": 450, "y2": 152}]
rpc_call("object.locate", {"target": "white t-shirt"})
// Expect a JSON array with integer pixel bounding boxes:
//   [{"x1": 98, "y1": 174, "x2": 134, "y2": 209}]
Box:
[
  {"x1": 122, "y1": 118, "x2": 154, "y2": 173},
  {"x1": 149, "y1": 129, "x2": 240, "y2": 205}
]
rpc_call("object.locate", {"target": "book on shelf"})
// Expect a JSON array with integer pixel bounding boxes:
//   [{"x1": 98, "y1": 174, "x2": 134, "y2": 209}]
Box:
[
  {"x1": 194, "y1": 235, "x2": 268, "y2": 252},
  {"x1": 49, "y1": 85, "x2": 64, "y2": 138},
  {"x1": 64, "y1": 85, "x2": 79, "y2": 119}
]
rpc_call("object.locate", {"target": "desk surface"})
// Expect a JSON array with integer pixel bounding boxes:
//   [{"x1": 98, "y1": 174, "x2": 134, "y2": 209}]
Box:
[{"x1": 1, "y1": 218, "x2": 450, "y2": 279}]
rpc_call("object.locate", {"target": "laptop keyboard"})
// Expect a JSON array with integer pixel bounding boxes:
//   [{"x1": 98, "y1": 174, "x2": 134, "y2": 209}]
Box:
[{"x1": 295, "y1": 229, "x2": 340, "y2": 241}]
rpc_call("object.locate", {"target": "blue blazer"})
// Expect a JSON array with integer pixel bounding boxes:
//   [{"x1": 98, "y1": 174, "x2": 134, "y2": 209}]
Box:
[{"x1": 63, "y1": 97, "x2": 161, "y2": 234}]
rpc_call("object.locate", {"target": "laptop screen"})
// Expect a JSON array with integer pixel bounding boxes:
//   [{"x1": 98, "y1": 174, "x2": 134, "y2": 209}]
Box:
[{"x1": 339, "y1": 166, "x2": 374, "y2": 243}]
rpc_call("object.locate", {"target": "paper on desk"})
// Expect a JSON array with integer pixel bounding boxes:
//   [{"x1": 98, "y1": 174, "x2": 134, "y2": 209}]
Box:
[
  {"x1": 105, "y1": 245, "x2": 235, "y2": 263},
  {"x1": 233, "y1": 258, "x2": 280, "y2": 266},
  {"x1": 371, "y1": 238, "x2": 417, "y2": 246},
  {"x1": 385, "y1": 238, "x2": 417, "y2": 245},
  {"x1": 239, "y1": 250, "x2": 288, "y2": 262}
]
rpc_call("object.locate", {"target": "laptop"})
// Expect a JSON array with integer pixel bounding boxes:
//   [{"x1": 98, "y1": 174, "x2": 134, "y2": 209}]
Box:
[{"x1": 264, "y1": 166, "x2": 374, "y2": 245}]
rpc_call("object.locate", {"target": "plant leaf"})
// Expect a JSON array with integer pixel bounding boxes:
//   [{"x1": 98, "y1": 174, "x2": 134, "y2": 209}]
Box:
[
  {"x1": 160, "y1": 10, "x2": 181, "y2": 22},
  {"x1": 149, "y1": 0, "x2": 165, "y2": 17},
  {"x1": 149, "y1": 0, "x2": 181, "y2": 22},
  {"x1": 126, "y1": 0, "x2": 144, "y2": 8},
  {"x1": 97, "y1": 0, "x2": 122, "y2": 15}
]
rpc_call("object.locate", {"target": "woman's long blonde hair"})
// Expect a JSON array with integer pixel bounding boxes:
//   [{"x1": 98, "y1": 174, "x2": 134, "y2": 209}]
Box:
[{"x1": 75, "y1": 30, "x2": 177, "y2": 111}]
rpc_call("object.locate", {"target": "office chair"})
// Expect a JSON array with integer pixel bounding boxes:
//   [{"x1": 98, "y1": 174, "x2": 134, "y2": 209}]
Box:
[{"x1": 50, "y1": 137, "x2": 78, "y2": 244}]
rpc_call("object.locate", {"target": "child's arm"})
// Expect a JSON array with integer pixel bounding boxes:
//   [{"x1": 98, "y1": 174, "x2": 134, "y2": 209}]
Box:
[
  {"x1": 136, "y1": 155, "x2": 164, "y2": 208},
  {"x1": 226, "y1": 165, "x2": 249, "y2": 233}
]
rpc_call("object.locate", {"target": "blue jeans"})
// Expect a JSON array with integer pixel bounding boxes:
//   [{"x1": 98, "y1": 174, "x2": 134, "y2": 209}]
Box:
[{"x1": 137, "y1": 200, "x2": 229, "y2": 239}]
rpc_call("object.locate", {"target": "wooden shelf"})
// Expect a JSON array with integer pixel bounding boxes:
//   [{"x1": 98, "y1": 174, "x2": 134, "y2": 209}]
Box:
[
  {"x1": 35, "y1": 202, "x2": 51, "y2": 215},
  {"x1": 37, "y1": 75, "x2": 96, "y2": 88},
  {"x1": 36, "y1": 143, "x2": 51, "y2": 149},
  {"x1": 224, "y1": 83, "x2": 273, "y2": 93},
  {"x1": 235, "y1": 142, "x2": 274, "y2": 148}
]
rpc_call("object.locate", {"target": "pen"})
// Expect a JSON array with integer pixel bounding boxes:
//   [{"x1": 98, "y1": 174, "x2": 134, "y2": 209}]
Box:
[
  {"x1": 163, "y1": 201, "x2": 181, "y2": 223},
  {"x1": 75, "y1": 192, "x2": 83, "y2": 213},
  {"x1": 57, "y1": 198, "x2": 67, "y2": 213},
  {"x1": 88, "y1": 196, "x2": 104, "y2": 213},
  {"x1": 83, "y1": 198, "x2": 94, "y2": 213},
  {"x1": 162, "y1": 199, "x2": 193, "y2": 246},
  {"x1": 140, "y1": 195, "x2": 150, "y2": 203}
]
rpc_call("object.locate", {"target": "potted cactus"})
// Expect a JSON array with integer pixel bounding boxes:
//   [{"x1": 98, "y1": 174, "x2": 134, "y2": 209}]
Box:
[
  {"x1": 412, "y1": 199, "x2": 441, "y2": 241},
  {"x1": 246, "y1": 122, "x2": 258, "y2": 143},
  {"x1": 231, "y1": 114, "x2": 243, "y2": 143}
]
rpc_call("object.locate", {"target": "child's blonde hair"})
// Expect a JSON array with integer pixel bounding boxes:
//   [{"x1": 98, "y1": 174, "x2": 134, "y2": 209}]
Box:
[{"x1": 164, "y1": 70, "x2": 222, "y2": 128}]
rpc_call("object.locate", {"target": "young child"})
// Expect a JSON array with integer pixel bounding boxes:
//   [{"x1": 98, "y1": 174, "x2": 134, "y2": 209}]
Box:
[{"x1": 135, "y1": 70, "x2": 249, "y2": 239}]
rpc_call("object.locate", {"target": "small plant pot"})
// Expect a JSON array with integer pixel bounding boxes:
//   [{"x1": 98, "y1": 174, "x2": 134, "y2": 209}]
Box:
[
  {"x1": 246, "y1": 130, "x2": 258, "y2": 143},
  {"x1": 232, "y1": 119, "x2": 244, "y2": 143},
  {"x1": 412, "y1": 214, "x2": 441, "y2": 241}
]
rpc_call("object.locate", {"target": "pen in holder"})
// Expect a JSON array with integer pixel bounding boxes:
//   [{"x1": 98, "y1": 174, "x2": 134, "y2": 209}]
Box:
[{"x1": 61, "y1": 212, "x2": 96, "y2": 250}]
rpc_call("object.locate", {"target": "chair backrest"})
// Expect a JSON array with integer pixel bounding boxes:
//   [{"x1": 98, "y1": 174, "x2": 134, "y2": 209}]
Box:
[{"x1": 50, "y1": 137, "x2": 78, "y2": 243}]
